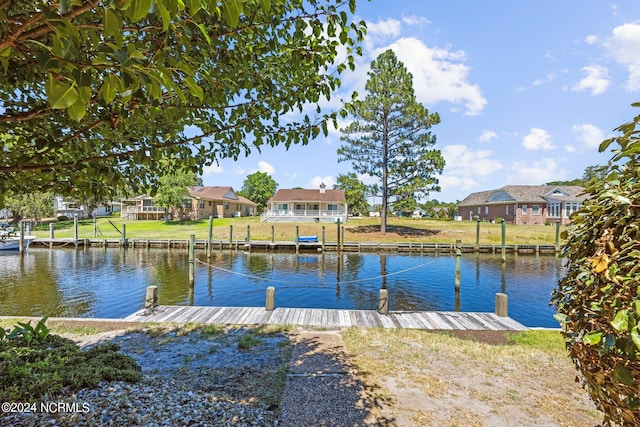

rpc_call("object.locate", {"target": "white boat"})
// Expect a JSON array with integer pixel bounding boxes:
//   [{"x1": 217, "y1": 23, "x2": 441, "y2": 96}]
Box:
[{"x1": 0, "y1": 231, "x2": 36, "y2": 251}]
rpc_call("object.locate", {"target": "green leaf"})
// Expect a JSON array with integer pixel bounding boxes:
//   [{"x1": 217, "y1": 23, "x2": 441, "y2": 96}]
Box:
[
  {"x1": 184, "y1": 76, "x2": 204, "y2": 100},
  {"x1": 68, "y1": 97, "x2": 86, "y2": 122},
  {"x1": 59, "y1": 0, "x2": 70, "y2": 14},
  {"x1": 197, "y1": 23, "x2": 211, "y2": 45},
  {"x1": 258, "y1": 0, "x2": 271, "y2": 12},
  {"x1": 102, "y1": 75, "x2": 119, "y2": 103},
  {"x1": 631, "y1": 326, "x2": 640, "y2": 350},
  {"x1": 221, "y1": 0, "x2": 242, "y2": 27},
  {"x1": 128, "y1": 0, "x2": 153, "y2": 22},
  {"x1": 46, "y1": 76, "x2": 79, "y2": 109},
  {"x1": 611, "y1": 310, "x2": 630, "y2": 333},
  {"x1": 155, "y1": 0, "x2": 171, "y2": 31},
  {"x1": 614, "y1": 364, "x2": 634, "y2": 386},
  {"x1": 103, "y1": 8, "x2": 121, "y2": 37},
  {"x1": 583, "y1": 331, "x2": 602, "y2": 346}
]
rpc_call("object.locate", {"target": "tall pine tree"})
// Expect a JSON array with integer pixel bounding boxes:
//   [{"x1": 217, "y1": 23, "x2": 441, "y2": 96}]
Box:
[{"x1": 338, "y1": 49, "x2": 445, "y2": 234}]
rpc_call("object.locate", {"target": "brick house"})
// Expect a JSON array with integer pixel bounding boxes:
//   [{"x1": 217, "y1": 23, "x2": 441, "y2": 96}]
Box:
[
  {"x1": 121, "y1": 186, "x2": 256, "y2": 220},
  {"x1": 457, "y1": 185, "x2": 588, "y2": 225}
]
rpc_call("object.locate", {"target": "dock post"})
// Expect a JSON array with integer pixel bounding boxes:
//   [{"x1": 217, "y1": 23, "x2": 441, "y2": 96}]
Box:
[
  {"x1": 555, "y1": 221, "x2": 561, "y2": 253},
  {"x1": 336, "y1": 218, "x2": 341, "y2": 254},
  {"x1": 378, "y1": 288, "x2": 389, "y2": 314},
  {"x1": 93, "y1": 215, "x2": 97, "y2": 237},
  {"x1": 246, "y1": 225, "x2": 250, "y2": 242},
  {"x1": 189, "y1": 234, "x2": 195, "y2": 286},
  {"x1": 501, "y1": 219, "x2": 506, "y2": 263},
  {"x1": 145, "y1": 286, "x2": 158, "y2": 309},
  {"x1": 455, "y1": 240, "x2": 461, "y2": 291},
  {"x1": 229, "y1": 225, "x2": 233, "y2": 248},
  {"x1": 495, "y1": 293, "x2": 508, "y2": 317},
  {"x1": 271, "y1": 225, "x2": 275, "y2": 243},
  {"x1": 266, "y1": 286, "x2": 275, "y2": 311},
  {"x1": 74, "y1": 216, "x2": 79, "y2": 246},
  {"x1": 321, "y1": 226, "x2": 325, "y2": 251},
  {"x1": 19, "y1": 222, "x2": 25, "y2": 254},
  {"x1": 295, "y1": 225, "x2": 299, "y2": 254},
  {"x1": 475, "y1": 218, "x2": 480, "y2": 252},
  {"x1": 341, "y1": 226, "x2": 345, "y2": 251},
  {"x1": 49, "y1": 223, "x2": 55, "y2": 240},
  {"x1": 122, "y1": 224, "x2": 128, "y2": 248},
  {"x1": 207, "y1": 216, "x2": 213, "y2": 260}
]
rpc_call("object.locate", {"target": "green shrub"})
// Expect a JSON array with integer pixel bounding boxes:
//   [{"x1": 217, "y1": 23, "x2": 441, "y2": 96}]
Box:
[
  {"x1": 0, "y1": 318, "x2": 141, "y2": 402},
  {"x1": 552, "y1": 105, "x2": 640, "y2": 426},
  {"x1": 56, "y1": 215, "x2": 69, "y2": 221}
]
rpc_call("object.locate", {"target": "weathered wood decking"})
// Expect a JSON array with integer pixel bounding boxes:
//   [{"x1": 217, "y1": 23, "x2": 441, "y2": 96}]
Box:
[
  {"x1": 123, "y1": 305, "x2": 527, "y2": 331},
  {"x1": 30, "y1": 238, "x2": 559, "y2": 255}
]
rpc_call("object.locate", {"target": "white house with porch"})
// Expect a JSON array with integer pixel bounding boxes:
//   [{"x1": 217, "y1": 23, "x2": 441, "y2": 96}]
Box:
[{"x1": 261, "y1": 184, "x2": 348, "y2": 223}]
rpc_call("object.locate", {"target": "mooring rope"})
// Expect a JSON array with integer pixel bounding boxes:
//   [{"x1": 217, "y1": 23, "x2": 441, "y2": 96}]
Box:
[{"x1": 193, "y1": 257, "x2": 438, "y2": 286}]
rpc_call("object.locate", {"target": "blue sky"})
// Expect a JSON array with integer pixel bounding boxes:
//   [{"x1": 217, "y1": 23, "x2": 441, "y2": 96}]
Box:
[{"x1": 201, "y1": 1, "x2": 640, "y2": 203}]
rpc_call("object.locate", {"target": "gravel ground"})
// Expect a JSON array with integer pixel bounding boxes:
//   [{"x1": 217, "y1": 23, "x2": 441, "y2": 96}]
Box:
[{"x1": 1, "y1": 326, "x2": 291, "y2": 427}]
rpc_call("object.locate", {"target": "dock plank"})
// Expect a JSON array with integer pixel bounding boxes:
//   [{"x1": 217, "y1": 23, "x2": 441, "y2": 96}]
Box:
[{"x1": 121, "y1": 305, "x2": 526, "y2": 331}]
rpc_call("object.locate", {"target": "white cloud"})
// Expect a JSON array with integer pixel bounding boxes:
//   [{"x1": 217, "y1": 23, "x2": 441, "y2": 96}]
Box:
[
  {"x1": 522, "y1": 128, "x2": 555, "y2": 151},
  {"x1": 506, "y1": 159, "x2": 567, "y2": 185},
  {"x1": 232, "y1": 165, "x2": 248, "y2": 176},
  {"x1": 202, "y1": 164, "x2": 224, "y2": 175},
  {"x1": 572, "y1": 65, "x2": 610, "y2": 95},
  {"x1": 585, "y1": 35, "x2": 598, "y2": 45},
  {"x1": 479, "y1": 130, "x2": 497, "y2": 143},
  {"x1": 257, "y1": 161, "x2": 275, "y2": 175},
  {"x1": 571, "y1": 124, "x2": 606, "y2": 149},
  {"x1": 378, "y1": 38, "x2": 487, "y2": 116},
  {"x1": 402, "y1": 15, "x2": 430, "y2": 26},
  {"x1": 442, "y1": 145, "x2": 503, "y2": 177},
  {"x1": 604, "y1": 22, "x2": 640, "y2": 91},
  {"x1": 308, "y1": 176, "x2": 336, "y2": 189},
  {"x1": 439, "y1": 175, "x2": 480, "y2": 194}
]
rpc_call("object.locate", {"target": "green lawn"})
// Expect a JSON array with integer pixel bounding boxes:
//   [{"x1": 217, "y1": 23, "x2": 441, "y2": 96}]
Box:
[{"x1": 33, "y1": 216, "x2": 565, "y2": 246}]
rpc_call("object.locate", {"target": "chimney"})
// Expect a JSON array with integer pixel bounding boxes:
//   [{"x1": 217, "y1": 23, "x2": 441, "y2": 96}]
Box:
[{"x1": 320, "y1": 183, "x2": 326, "y2": 194}]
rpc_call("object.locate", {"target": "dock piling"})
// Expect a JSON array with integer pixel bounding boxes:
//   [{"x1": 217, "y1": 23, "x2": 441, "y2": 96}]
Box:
[
  {"x1": 501, "y1": 219, "x2": 506, "y2": 263},
  {"x1": 495, "y1": 293, "x2": 508, "y2": 317},
  {"x1": 378, "y1": 288, "x2": 389, "y2": 314},
  {"x1": 189, "y1": 234, "x2": 195, "y2": 286},
  {"x1": 207, "y1": 216, "x2": 213, "y2": 259},
  {"x1": 455, "y1": 240, "x2": 461, "y2": 291},
  {"x1": 145, "y1": 286, "x2": 158, "y2": 309},
  {"x1": 266, "y1": 286, "x2": 275, "y2": 311}
]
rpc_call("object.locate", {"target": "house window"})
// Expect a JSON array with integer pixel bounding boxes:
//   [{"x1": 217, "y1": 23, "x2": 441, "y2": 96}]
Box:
[
  {"x1": 477, "y1": 207, "x2": 481, "y2": 214},
  {"x1": 485, "y1": 206, "x2": 489, "y2": 214},
  {"x1": 295, "y1": 204, "x2": 305, "y2": 210},
  {"x1": 565, "y1": 203, "x2": 580, "y2": 217},
  {"x1": 548, "y1": 202, "x2": 560, "y2": 217},
  {"x1": 224, "y1": 202, "x2": 229, "y2": 209},
  {"x1": 199, "y1": 201, "x2": 205, "y2": 209},
  {"x1": 327, "y1": 204, "x2": 338, "y2": 211},
  {"x1": 277, "y1": 203, "x2": 288, "y2": 211},
  {"x1": 521, "y1": 204, "x2": 527, "y2": 214},
  {"x1": 532, "y1": 205, "x2": 540, "y2": 215},
  {"x1": 505, "y1": 205, "x2": 509, "y2": 215},
  {"x1": 208, "y1": 201, "x2": 212, "y2": 207}
]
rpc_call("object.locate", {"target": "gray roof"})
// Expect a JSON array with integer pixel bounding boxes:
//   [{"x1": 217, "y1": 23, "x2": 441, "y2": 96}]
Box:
[{"x1": 458, "y1": 185, "x2": 588, "y2": 206}]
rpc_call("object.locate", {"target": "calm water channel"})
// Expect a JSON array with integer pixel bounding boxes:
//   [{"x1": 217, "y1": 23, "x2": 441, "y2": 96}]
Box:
[{"x1": 0, "y1": 248, "x2": 564, "y2": 328}]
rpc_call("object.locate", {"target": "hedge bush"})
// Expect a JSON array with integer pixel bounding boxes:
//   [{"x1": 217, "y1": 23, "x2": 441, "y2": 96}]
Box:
[
  {"x1": 552, "y1": 105, "x2": 640, "y2": 426},
  {"x1": 0, "y1": 319, "x2": 141, "y2": 402}
]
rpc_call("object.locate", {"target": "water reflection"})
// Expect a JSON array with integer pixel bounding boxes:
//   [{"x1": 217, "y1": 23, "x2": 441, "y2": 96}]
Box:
[{"x1": 0, "y1": 249, "x2": 564, "y2": 327}]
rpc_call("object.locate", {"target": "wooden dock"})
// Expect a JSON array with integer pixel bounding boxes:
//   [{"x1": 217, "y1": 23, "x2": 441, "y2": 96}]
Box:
[
  {"x1": 123, "y1": 305, "x2": 527, "y2": 331},
  {"x1": 31, "y1": 238, "x2": 558, "y2": 255}
]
